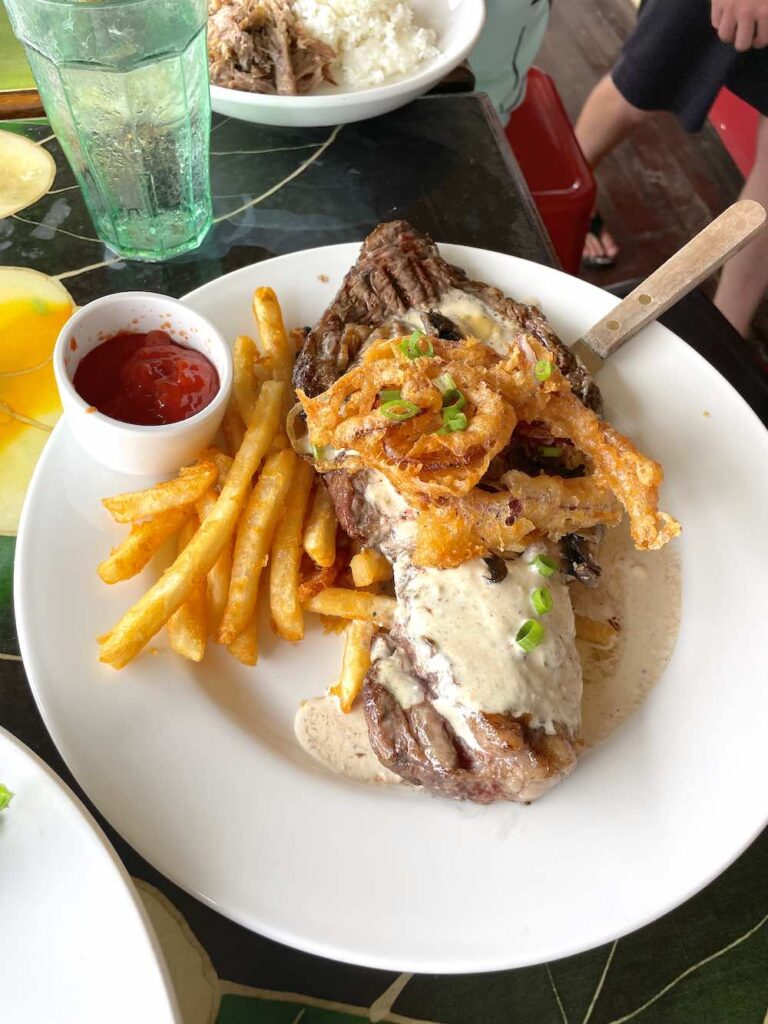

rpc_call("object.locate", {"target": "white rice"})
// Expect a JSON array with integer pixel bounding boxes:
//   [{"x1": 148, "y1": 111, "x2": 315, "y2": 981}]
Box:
[{"x1": 292, "y1": 0, "x2": 441, "y2": 90}]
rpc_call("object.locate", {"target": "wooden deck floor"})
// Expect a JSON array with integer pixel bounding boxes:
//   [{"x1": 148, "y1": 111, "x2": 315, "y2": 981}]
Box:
[{"x1": 536, "y1": 0, "x2": 768, "y2": 368}]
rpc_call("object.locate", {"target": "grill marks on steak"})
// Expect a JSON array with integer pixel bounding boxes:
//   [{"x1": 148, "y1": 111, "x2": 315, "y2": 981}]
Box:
[
  {"x1": 365, "y1": 634, "x2": 577, "y2": 804},
  {"x1": 293, "y1": 220, "x2": 601, "y2": 411}
]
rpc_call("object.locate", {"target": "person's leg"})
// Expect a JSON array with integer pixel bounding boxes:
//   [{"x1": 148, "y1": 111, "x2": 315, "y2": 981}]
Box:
[
  {"x1": 575, "y1": 73, "x2": 652, "y2": 168},
  {"x1": 576, "y1": 74, "x2": 654, "y2": 262},
  {"x1": 714, "y1": 117, "x2": 768, "y2": 337}
]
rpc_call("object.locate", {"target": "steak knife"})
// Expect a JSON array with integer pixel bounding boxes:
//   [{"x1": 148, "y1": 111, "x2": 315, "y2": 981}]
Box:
[{"x1": 571, "y1": 199, "x2": 766, "y2": 374}]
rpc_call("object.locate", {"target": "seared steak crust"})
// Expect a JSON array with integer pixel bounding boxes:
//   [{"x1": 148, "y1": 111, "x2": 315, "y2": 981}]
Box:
[
  {"x1": 365, "y1": 636, "x2": 577, "y2": 804},
  {"x1": 293, "y1": 220, "x2": 601, "y2": 411}
]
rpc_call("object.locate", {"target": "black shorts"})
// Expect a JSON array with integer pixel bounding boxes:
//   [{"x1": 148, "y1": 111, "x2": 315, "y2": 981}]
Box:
[{"x1": 612, "y1": 0, "x2": 768, "y2": 131}]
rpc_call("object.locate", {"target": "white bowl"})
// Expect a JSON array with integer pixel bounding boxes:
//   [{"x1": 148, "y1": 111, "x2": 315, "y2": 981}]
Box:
[
  {"x1": 54, "y1": 292, "x2": 232, "y2": 476},
  {"x1": 210, "y1": 0, "x2": 486, "y2": 128}
]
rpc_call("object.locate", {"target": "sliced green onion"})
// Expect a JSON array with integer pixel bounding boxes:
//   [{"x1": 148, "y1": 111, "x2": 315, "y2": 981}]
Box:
[
  {"x1": 442, "y1": 388, "x2": 467, "y2": 410},
  {"x1": 434, "y1": 373, "x2": 467, "y2": 410},
  {"x1": 434, "y1": 372, "x2": 457, "y2": 394},
  {"x1": 534, "y1": 359, "x2": 552, "y2": 382},
  {"x1": 0, "y1": 784, "x2": 14, "y2": 812},
  {"x1": 400, "y1": 331, "x2": 434, "y2": 359},
  {"x1": 516, "y1": 619, "x2": 545, "y2": 652},
  {"x1": 539, "y1": 445, "x2": 562, "y2": 457},
  {"x1": 310, "y1": 443, "x2": 334, "y2": 462},
  {"x1": 532, "y1": 553, "x2": 558, "y2": 577},
  {"x1": 379, "y1": 389, "x2": 402, "y2": 404},
  {"x1": 531, "y1": 587, "x2": 553, "y2": 615},
  {"x1": 441, "y1": 408, "x2": 468, "y2": 432},
  {"x1": 381, "y1": 398, "x2": 420, "y2": 422}
]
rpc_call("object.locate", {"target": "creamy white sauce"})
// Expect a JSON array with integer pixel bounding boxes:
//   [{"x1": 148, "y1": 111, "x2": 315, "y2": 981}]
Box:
[
  {"x1": 431, "y1": 696, "x2": 481, "y2": 749},
  {"x1": 362, "y1": 469, "x2": 582, "y2": 736},
  {"x1": 572, "y1": 521, "x2": 681, "y2": 748},
  {"x1": 363, "y1": 469, "x2": 410, "y2": 520},
  {"x1": 395, "y1": 288, "x2": 519, "y2": 352},
  {"x1": 392, "y1": 555, "x2": 582, "y2": 735},
  {"x1": 294, "y1": 694, "x2": 402, "y2": 785},
  {"x1": 362, "y1": 470, "x2": 417, "y2": 557},
  {"x1": 429, "y1": 289, "x2": 517, "y2": 350},
  {"x1": 297, "y1": 468, "x2": 681, "y2": 782},
  {"x1": 371, "y1": 636, "x2": 423, "y2": 709},
  {"x1": 295, "y1": 528, "x2": 681, "y2": 783}
]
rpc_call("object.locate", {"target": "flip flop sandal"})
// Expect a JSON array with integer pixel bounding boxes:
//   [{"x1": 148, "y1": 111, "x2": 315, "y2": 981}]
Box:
[{"x1": 581, "y1": 212, "x2": 617, "y2": 269}]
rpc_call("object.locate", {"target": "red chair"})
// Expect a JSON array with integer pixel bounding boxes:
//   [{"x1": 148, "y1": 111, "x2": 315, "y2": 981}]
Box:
[
  {"x1": 505, "y1": 67, "x2": 596, "y2": 275},
  {"x1": 708, "y1": 87, "x2": 759, "y2": 178}
]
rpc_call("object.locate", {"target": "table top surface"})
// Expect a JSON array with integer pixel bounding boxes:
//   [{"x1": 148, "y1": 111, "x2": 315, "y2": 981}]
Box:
[{"x1": 1, "y1": 96, "x2": 766, "y2": 1024}]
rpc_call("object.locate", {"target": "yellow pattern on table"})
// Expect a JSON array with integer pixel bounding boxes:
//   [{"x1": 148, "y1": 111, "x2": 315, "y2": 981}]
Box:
[{"x1": 0, "y1": 268, "x2": 74, "y2": 533}]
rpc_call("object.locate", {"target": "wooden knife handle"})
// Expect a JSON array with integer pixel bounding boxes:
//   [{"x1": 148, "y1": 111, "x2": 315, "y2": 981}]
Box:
[{"x1": 580, "y1": 199, "x2": 766, "y2": 360}]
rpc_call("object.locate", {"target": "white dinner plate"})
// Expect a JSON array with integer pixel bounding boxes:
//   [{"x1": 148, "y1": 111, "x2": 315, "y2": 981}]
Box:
[
  {"x1": 209, "y1": 0, "x2": 485, "y2": 127},
  {"x1": 0, "y1": 727, "x2": 180, "y2": 1023},
  {"x1": 15, "y1": 243, "x2": 768, "y2": 973}
]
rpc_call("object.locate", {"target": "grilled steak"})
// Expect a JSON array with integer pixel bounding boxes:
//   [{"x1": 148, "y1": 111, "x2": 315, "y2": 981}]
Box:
[
  {"x1": 326, "y1": 468, "x2": 581, "y2": 804},
  {"x1": 295, "y1": 222, "x2": 596, "y2": 803},
  {"x1": 365, "y1": 643, "x2": 577, "y2": 804},
  {"x1": 294, "y1": 219, "x2": 600, "y2": 411}
]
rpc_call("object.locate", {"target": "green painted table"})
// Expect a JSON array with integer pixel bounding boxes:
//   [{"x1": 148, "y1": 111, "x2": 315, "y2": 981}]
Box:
[{"x1": 1, "y1": 101, "x2": 766, "y2": 1024}]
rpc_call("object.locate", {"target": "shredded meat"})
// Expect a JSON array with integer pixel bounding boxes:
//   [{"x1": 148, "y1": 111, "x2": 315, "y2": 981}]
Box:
[{"x1": 208, "y1": 0, "x2": 336, "y2": 96}]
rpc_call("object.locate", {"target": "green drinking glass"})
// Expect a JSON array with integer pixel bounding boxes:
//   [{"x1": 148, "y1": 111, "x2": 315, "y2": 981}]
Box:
[{"x1": 4, "y1": 0, "x2": 213, "y2": 262}]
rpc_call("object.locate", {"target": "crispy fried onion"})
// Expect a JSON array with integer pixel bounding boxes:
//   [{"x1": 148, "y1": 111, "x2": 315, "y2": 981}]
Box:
[
  {"x1": 297, "y1": 334, "x2": 680, "y2": 561},
  {"x1": 297, "y1": 337, "x2": 516, "y2": 499},
  {"x1": 413, "y1": 474, "x2": 622, "y2": 568},
  {"x1": 528, "y1": 394, "x2": 680, "y2": 550}
]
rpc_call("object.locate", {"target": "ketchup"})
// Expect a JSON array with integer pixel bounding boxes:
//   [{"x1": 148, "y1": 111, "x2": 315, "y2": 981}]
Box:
[{"x1": 73, "y1": 330, "x2": 219, "y2": 426}]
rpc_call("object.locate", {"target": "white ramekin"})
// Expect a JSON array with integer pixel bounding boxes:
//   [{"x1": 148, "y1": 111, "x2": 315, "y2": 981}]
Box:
[{"x1": 54, "y1": 291, "x2": 232, "y2": 476}]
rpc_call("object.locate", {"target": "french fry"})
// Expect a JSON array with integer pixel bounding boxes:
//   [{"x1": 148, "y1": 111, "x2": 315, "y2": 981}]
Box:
[
  {"x1": 97, "y1": 508, "x2": 189, "y2": 584},
  {"x1": 233, "y1": 334, "x2": 259, "y2": 426},
  {"x1": 349, "y1": 548, "x2": 392, "y2": 588},
  {"x1": 575, "y1": 614, "x2": 619, "y2": 649},
  {"x1": 208, "y1": 539, "x2": 233, "y2": 639},
  {"x1": 98, "y1": 381, "x2": 286, "y2": 668},
  {"x1": 228, "y1": 614, "x2": 259, "y2": 666},
  {"x1": 222, "y1": 400, "x2": 245, "y2": 456},
  {"x1": 303, "y1": 483, "x2": 337, "y2": 568},
  {"x1": 269, "y1": 459, "x2": 314, "y2": 642},
  {"x1": 304, "y1": 587, "x2": 395, "y2": 627},
  {"x1": 331, "y1": 621, "x2": 374, "y2": 713},
  {"x1": 102, "y1": 460, "x2": 217, "y2": 524},
  {"x1": 167, "y1": 517, "x2": 207, "y2": 662},
  {"x1": 253, "y1": 286, "x2": 295, "y2": 447},
  {"x1": 218, "y1": 448, "x2": 297, "y2": 644},
  {"x1": 252, "y1": 358, "x2": 270, "y2": 392},
  {"x1": 252, "y1": 286, "x2": 293, "y2": 383},
  {"x1": 202, "y1": 448, "x2": 233, "y2": 484},
  {"x1": 196, "y1": 489, "x2": 232, "y2": 638}
]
